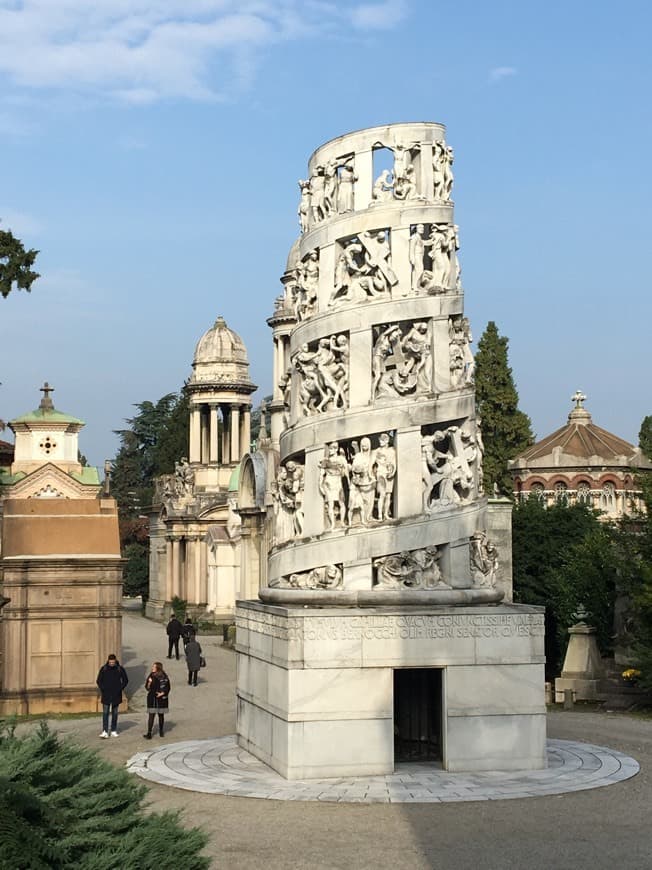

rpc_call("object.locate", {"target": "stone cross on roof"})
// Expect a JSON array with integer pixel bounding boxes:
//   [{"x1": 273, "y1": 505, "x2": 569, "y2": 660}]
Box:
[
  {"x1": 39, "y1": 381, "x2": 55, "y2": 411},
  {"x1": 571, "y1": 389, "x2": 586, "y2": 410}
]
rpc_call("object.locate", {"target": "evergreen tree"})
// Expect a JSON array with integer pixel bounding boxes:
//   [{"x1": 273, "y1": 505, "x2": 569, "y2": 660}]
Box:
[
  {"x1": 0, "y1": 228, "x2": 40, "y2": 298},
  {"x1": 474, "y1": 321, "x2": 534, "y2": 495},
  {"x1": 0, "y1": 721, "x2": 209, "y2": 869},
  {"x1": 639, "y1": 415, "x2": 652, "y2": 459}
]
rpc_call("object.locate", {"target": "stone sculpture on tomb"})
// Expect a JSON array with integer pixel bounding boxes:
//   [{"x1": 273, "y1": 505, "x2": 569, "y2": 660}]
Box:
[
  {"x1": 324, "y1": 158, "x2": 339, "y2": 216},
  {"x1": 372, "y1": 432, "x2": 396, "y2": 520},
  {"x1": 318, "y1": 442, "x2": 349, "y2": 529},
  {"x1": 310, "y1": 166, "x2": 327, "y2": 224},
  {"x1": 470, "y1": 531, "x2": 498, "y2": 587},
  {"x1": 294, "y1": 250, "x2": 319, "y2": 320},
  {"x1": 349, "y1": 438, "x2": 376, "y2": 526},
  {"x1": 174, "y1": 457, "x2": 195, "y2": 497},
  {"x1": 372, "y1": 169, "x2": 394, "y2": 202},
  {"x1": 373, "y1": 321, "x2": 432, "y2": 399},
  {"x1": 292, "y1": 334, "x2": 349, "y2": 415},
  {"x1": 298, "y1": 179, "x2": 311, "y2": 233},
  {"x1": 271, "y1": 466, "x2": 295, "y2": 545},
  {"x1": 409, "y1": 224, "x2": 426, "y2": 293},
  {"x1": 338, "y1": 161, "x2": 356, "y2": 212},
  {"x1": 374, "y1": 546, "x2": 446, "y2": 589},
  {"x1": 427, "y1": 223, "x2": 453, "y2": 289},
  {"x1": 433, "y1": 141, "x2": 455, "y2": 202},
  {"x1": 449, "y1": 315, "x2": 474, "y2": 385},
  {"x1": 330, "y1": 231, "x2": 397, "y2": 306},
  {"x1": 275, "y1": 564, "x2": 343, "y2": 590}
]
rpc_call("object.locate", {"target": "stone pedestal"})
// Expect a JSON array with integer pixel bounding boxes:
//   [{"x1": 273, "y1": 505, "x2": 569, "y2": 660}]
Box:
[
  {"x1": 555, "y1": 622, "x2": 604, "y2": 702},
  {"x1": 236, "y1": 601, "x2": 547, "y2": 779}
]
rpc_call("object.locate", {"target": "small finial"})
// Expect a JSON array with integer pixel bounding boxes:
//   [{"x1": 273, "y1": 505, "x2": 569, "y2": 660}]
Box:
[
  {"x1": 103, "y1": 459, "x2": 112, "y2": 496},
  {"x1": 571, "y1": 389, "x2": 586, "y2": 410},
  {"x1": 39, "y1": 381, "x2": 54, "y2": 411},
  {"x1": 215, "y1": 315, "x2": 226, "y2": 327}
]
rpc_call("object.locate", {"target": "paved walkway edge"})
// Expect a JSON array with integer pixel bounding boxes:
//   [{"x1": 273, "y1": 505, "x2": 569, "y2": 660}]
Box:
[{"x1": 126, "y1": 736, "x2": 639, "y2": 803}]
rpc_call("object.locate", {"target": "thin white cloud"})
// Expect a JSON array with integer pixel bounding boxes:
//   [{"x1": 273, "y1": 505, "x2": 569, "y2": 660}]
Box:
[
  {"x1": 350, "y1": 0, "x2": 407, "y2": 30},
  {"x1": 0, "y1": 210, "x2": 43, "y2": 238},
  {"x1": 489, "y1": 66, "x2": 517, "y2": 83},
  {"x1": 0, "y1": 1, "x2": 408, "y2": 104}
]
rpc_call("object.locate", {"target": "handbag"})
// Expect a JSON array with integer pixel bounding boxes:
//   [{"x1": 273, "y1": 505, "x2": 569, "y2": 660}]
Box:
[{"x1": 199, "y1": 656, "x2": 206, "y2": 668}]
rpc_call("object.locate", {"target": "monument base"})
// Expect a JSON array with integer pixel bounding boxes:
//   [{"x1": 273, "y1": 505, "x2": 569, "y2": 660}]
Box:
[{"x1": 236, "y1": 600, "x2": 547, "y2": 779}]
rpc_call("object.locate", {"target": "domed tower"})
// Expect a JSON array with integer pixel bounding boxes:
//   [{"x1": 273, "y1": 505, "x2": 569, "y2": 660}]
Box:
[
  {"x1": 236, "y1": 123, "x2": 546, "y2": 779},
  {"x1": 188, "y1": 316, "x2": 257, "y2": 489}
]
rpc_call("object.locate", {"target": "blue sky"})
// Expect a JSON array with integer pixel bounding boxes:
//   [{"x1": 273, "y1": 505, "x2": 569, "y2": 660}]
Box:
[{"x1": 1, "y1": 0, "x2": 651, "y2": 466}]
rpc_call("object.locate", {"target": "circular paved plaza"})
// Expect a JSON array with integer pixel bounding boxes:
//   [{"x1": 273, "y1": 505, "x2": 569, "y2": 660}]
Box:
[{"x1": 127, "y1": 735, "x2": 639, "y2": 803}]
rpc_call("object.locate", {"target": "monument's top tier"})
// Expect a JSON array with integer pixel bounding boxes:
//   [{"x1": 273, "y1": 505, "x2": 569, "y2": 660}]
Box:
[
  {"x1": 307, "y1": 121, "x2": 446, "y2": 172},
  {"x1": 296, "y1": 121, "x2": 454, "y2": 240}
]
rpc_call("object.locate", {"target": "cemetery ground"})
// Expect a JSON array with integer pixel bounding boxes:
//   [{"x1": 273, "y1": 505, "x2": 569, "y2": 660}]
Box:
[{"x1": 19, "y1": 603, "x2": 652, "y2": 870}]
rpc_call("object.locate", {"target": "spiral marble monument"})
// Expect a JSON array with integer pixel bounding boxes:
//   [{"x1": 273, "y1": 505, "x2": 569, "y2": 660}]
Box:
[{"x1": 236, "y1": 123, "x2": 546, "y2": 779}]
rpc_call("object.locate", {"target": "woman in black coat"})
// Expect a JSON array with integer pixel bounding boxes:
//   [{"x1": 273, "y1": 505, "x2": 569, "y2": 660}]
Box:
[{"x1": 144, "y1": 661, "x2": 171, "y2": 739}]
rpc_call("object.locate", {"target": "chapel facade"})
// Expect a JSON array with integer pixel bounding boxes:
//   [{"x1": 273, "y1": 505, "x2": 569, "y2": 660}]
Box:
[{"x1": 508, "y1": 391, "x2": 651, "y2": 517}]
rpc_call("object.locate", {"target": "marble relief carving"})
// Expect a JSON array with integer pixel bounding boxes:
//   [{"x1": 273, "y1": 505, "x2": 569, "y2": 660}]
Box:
[
  {"x1": 470, "y1": 531, "x2": 498, "y2": 587},
  {"x1": 297, "y1": 155, "x2": 356, "y2": 233},
  {"x1": 449, "y1": 315, "x2": 474, "y2": 386},
  {"x1": 271, "y1": 460, "x2": 305, "y2": 545},
  {"x1": 372, "y1": 320, "x2": 432, "y2": 399},
  {"x1": 371, "y1": 143, "x2": 422, "y2": 203},
  {"x1": 292, "y1": 333, "x2": 349, "y2": 415},
  {"x1": 272, "y1": 564, "x2": 343, "y2": 590},
  {"x1": 374, "y1": 546, "x2": 448, "y2": 589},
  {"x1": 329, "y1": 230, "x2": 398, "y2": 307},
  {"x1": 433, "y1": 141, "x2": 454, "y2": 202},
  {"x1": 422, "y1": 426, "x2": 475, "y2": 512},
  {"x1": 318, "y1": 434, "x2": 397, "y2": 530},
  {"x1": 409, "y1": 223, "x2": 461, "y2": 295},
  {"x1": 291, "y1": 249, "x2": 319, "y2": 321}
]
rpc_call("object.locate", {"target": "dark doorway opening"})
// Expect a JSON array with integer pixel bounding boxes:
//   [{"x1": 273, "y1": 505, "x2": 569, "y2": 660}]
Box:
[{"x1": 393, "y1": 668, "x2": 442, "y2": 762}]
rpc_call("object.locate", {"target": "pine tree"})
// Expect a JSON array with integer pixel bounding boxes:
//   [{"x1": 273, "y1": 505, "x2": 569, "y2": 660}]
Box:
[
  {"x1": 474, "y1": 321, "x2": 534, "y2": 496},
  {"x1": 0, "y1": 721, "x2": 209, "y2": 869},
  {"x1": 639, "y1": 415, "x2": 652, "y2": 460},
  {"x1": 0, "y1": 228, "x2": 40, "y2": 298}
]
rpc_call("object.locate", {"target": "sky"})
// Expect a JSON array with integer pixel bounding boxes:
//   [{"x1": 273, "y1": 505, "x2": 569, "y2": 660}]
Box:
[{"x1": 1, "y1": 0, "x2": 651, "y2": 467}]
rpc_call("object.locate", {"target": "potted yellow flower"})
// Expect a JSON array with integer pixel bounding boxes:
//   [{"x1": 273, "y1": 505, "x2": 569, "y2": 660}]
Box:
[{"x1": 621, "y1": 668, "x2": 641, "y2": 686}]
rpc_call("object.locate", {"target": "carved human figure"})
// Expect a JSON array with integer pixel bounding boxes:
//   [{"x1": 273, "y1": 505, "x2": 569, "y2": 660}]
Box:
[
  {"x1": 285, "y1": 460, "x2": 304, "y2": 536},
  {"x1": 470, "y1": 531, "x2": 498, "y2": 587},
  {"x1": 449, "y1": 343, "x2": 465, "y2": 388},
  {"x1": 374, "y1": 546, "x2": 445, "y2": 589},
  {"x1": 373, "y1": 432, "x2": 396, "y2": 520},
  {"x1": 272, "y1": 466, "x2": 295, "y2": 544},
  {"x1": 372, "y1": 169, "x2": 393, "y2": 202},
  {"x1": 371, "y1": 324, "x2": 401, "y2": 397},
  {"x1": 433, "y1": 141, "x2": 447, "y2": 201},
  {"x1": 422, "y1": 431, "x2": 457, "y2": 510},
  {"x1": 449, "y1": 315, "x2": 474, "y2": 385},
  {"x1": 394, "y1": 163, "x2": 418, "y2": 201},
  {"x1": 297, "y1": 179, "x2": 311, "y2": 233},
  {"x1": 285, "y1": 564, "x2": 343, "y2": 590},
  {"x1": 443, "y1": 145, "x2": 455, "y2": 200},
  {"x1": 330, "y1": 240, "x2": 364, "y2": 306},
  {"x1": 409, "y1": 224, "x2": 426, "y2": 293},
  {"x1": 359, "y1": 229, "x2": 397, "y2": 296},
  {"x1": 425, "y1": 224, "x2": 451, "y2": 288},
  {"x1": 373, "y1": 321, "x2": 431, "y2": 399},
  {"x1": 349, "y1": 437, "x2": 376, "y2": 526},
  {"x1": 292, "y1": 335, "x2": 348, "y2": 415},
  {"x1": 449, "y1": 224, "x2": 462, "y2": 289},
  {"x1": 401, "y1": 321, "x2": 432, "y2": 393},
  {"x1": 338, "y1": 160, "x2": 357, "y2": 212},
  {"x1": 310, "y1": 166, "x2": 326, "y2": 223},
  {"x1": 323, "y1": 158, "x2": 339, "y2": 216},
  {"x1": 295, "y1": 250, "x2": 319, "y2": 320},
  {"x1": 174, "y1": 457, "x2": 194, "y2": 497},
  {"x1": 319, "y1": 442, "x2": 349, "y2": 529}
]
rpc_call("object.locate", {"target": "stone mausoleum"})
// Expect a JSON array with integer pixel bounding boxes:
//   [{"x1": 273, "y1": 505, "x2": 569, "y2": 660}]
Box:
[
  {"x1": 0, "y1": 385, "x2": 123, "y2": 715},
  {"x1": 147, "y1": 317, "x2": 258, "y2": 621},
  {"x1": 236, "y1": 122, "x2": 546, "y2": 778}
]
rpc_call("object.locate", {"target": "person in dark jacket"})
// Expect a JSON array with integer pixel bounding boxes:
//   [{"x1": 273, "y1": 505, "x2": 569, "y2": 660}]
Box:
[
  {"x1": 96, "y1": 654, "x2": 128, "y2": 738},
  {"x1": 182, "y1": 617, "x2": 196, "y2": 649},
  {"x1": 144, "y1": 661, "x2": 171, "y2": 739},
  {"x1": 185, "y1": 637, "x2": 202, "y2": 686},
  {"x1": 166, "y1": 614, "x2": 184, "y2": 659}
]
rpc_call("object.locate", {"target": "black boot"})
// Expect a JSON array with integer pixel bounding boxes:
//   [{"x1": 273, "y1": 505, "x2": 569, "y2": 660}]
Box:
[{"x1": 143, "y1": 733, "x2": 152, "y2": 740}]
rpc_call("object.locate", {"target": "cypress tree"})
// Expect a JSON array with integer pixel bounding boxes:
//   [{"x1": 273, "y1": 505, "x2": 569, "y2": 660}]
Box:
[{"x1": 474, "y1": 321, "x2": 534, "y2": 496}]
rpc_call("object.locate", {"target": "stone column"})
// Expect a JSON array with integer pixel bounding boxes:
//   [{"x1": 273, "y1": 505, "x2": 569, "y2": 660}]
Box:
[
  {"x1": 419, "y1": 142, "x2": 434, "y2": 200},
  {"x1": 241, "y1": 408, "x2": 251, "y2": 457},
  {"x1": 200, "y1": 408, "x2": 209, "y2": 464},
  {"x1": 221, "y1": 407, "x2": 230, "y2": 464},
  {"x1": 165, "y1": 539, "x2": 173, "y2": 602},
  {"x1": 317, "y1": 243, "x2": 335, "y2": 313},
  {"x1": 433, "y1": 317, "x2": 451, "y2": 393},
  {"x1": 209, "y1": 405, "x2": 219, "y2": 463},
  {"x1": 390, "y1": 226, "x2": 411, "y2": 298},
  {"x1": 348, "y1": 329, "x2": 372, "y2": 408},
  {"x1": 230, "y1": 406, "x2": 241, "y2": 462},
  {"x1": 171, "y1": 539, "x2": 181, "y2": 599},
  {"x1": 189, "y1": 409, "x2": 201, "y2": 463},
  {"x1": 354, "y1": 149, "x2": 373, "y2": 210},
  {"x1": 273, "y1": 339, "x2": 282, "y2": 400}
]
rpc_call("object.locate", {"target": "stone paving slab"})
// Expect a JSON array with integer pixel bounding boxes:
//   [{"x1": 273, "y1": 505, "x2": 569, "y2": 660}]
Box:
[{"x1": 126, "y1": 735, "x2": 639, "y2": 804}]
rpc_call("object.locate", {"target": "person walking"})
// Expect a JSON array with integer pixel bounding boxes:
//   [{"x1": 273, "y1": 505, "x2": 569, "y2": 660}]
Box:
[
  {"x1": 182, "y1": 616, "x2": 196, "y2": 649},
  {"x1": 96, "y1": 653, "x2": 128, "y2": 738},
  {"x1": 185, "y1": 636, "x2": 202, "y2": 687},
  {"x1": 144, "y1": 661, "x2": 171, "y2": 739},
  {"x1": 166, "y1": 614, "x2": 184, "y2": 660}
]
